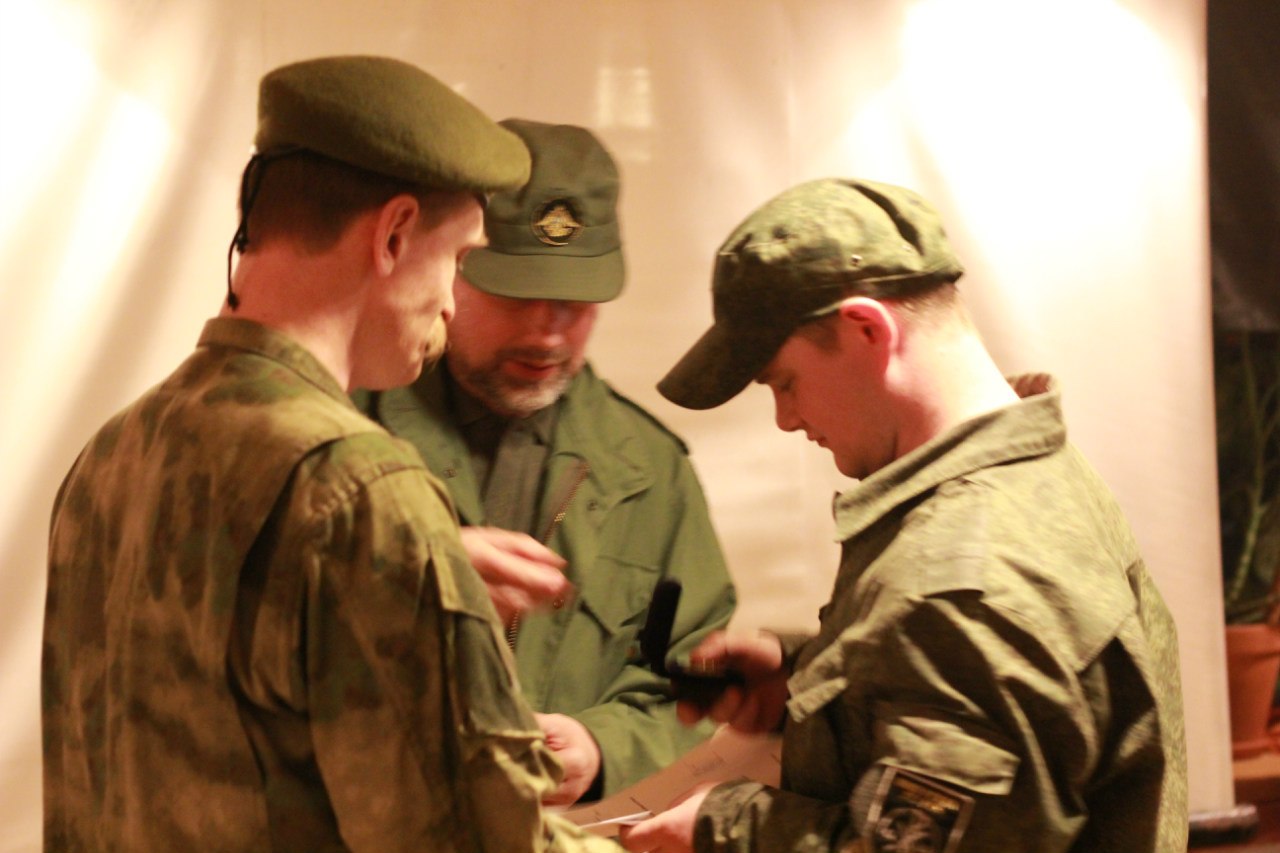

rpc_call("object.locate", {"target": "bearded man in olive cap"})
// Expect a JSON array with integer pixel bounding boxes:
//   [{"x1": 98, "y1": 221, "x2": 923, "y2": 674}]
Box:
[
  {"x1": 620, "y1": 178, "x2": 1187, "y2": 853},
  {"x1": 358, "y1": 119, "x2": 736, "y2": 805},
  {"x1": 43, "y1": 56, "x2": 618, "y2": 852}
]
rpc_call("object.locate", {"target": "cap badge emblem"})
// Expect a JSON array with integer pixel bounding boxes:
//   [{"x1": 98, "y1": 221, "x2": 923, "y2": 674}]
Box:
[{"x1": 532, "y1": 198, "x2": 584, "y2": 246}]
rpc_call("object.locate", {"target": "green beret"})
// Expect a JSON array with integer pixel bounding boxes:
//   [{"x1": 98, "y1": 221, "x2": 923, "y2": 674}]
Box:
[
  {"x1": 658, "y1": 178, "x2": 965, "y2": 410},
  {"x1": 460, "y1": 119, "x2": 624, "y2": 302},
  {"x1": 255, "y1": 55, "x2": 530, "y2": 193}
]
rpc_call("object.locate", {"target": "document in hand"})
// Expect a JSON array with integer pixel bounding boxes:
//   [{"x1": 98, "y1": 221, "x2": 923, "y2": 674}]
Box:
[{"x1": 563, "y1": 725, "x2": 782, "y2": 837}]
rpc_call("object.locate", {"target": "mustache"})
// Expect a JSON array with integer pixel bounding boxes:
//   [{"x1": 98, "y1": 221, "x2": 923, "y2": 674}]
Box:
[{"x1": 496, "y1": 345, "x2": 572, "y2": 365}]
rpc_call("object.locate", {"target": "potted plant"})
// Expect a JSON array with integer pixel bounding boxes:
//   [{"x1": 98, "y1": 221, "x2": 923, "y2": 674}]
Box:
[{"x1": 1218, "y1": 330, "x2": 1280, "y2": 759}]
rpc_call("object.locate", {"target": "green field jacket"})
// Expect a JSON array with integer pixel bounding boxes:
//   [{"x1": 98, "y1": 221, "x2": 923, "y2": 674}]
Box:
[{"x1": 362, "y1": 362, "x2": 737, "y2": 795}]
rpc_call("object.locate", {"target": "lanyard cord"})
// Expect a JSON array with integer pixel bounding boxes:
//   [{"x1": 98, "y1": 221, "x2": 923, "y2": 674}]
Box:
[{"x1": 224, "y1": 147, "x2": 302, "y2": 310}]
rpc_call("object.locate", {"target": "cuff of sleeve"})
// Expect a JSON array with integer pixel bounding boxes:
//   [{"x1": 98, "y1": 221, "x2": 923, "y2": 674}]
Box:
[
  {"x1": 771, "y1": 631, "x2": 814, "y2": 671},
  {"x1": 573, "y1": 703, "x2": 717, "y2": 797},
  {"x1": 695, "y1": 779, "x2": 770, "y2": 853},
  {"x1": 695, "y1": 777, "x2": 859, "y2": 853}
]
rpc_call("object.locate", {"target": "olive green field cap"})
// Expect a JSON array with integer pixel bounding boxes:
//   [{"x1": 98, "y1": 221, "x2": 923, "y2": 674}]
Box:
[
  {"x1": 658, "y1": 178, "x2": 964, "y2": 410},
  {"x1": 460, "y1": 119, "x2": 624, "y2": 302},
  {"x1": 255, "y1": 55, "x2": 530, "y2": 194}
]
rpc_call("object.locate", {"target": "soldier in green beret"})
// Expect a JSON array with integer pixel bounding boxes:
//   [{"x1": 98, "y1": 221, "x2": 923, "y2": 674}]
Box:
[
  {"x1": 619, "y1": 178, "x2": 1188, "y2": 853},
  {"x1": 43, "y1": 55, "x2": 618, "y2": 851},
  {"x1": 357, "y1": 119, "x2": 736, "y2": 805}
]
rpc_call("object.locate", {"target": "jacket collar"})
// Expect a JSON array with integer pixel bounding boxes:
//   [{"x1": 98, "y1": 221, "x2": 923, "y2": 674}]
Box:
[
  {"x1": 549, "y1": 364, "x2": 653, "y2": 500},
  {"x1": 199, "y1": 317, "x2": 352, "y2": 405},
  {"x1": 376, "y1": 360, "x2": 653, "y2": 525},
  {"x1": 832, "y1": 373, "x2": 1066, "y2": 542}
]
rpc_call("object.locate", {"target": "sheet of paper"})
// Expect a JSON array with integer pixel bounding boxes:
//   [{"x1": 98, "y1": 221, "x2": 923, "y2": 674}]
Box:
[{"x1": 563, "y1": 726, "x2": 782, "y2": 836}]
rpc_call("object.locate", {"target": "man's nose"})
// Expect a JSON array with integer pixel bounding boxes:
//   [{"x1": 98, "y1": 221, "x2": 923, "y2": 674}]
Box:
[
  {"x1": 529, "y1": 299, "x2": 577, "y2": 333},
  {"x1": 441, "y1": 285, "x2": 457, "y2": 324},
  {"x1": 773, "y1": 393, "x2": 800, "y2": 433}
]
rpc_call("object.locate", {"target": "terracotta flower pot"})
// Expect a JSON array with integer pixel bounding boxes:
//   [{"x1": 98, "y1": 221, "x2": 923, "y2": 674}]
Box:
[{"x1": 1225, "y1": 623, "x2": 1280, "y2": 759}]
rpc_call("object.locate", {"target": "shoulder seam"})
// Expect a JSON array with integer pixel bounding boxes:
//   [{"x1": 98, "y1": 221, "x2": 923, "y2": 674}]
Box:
[
  {"x1": 603, "y1": 385, "x2": 690, "y2": 455},
  {"x1": 298, "y1": 432, "x2": 431, "y2": 523}
]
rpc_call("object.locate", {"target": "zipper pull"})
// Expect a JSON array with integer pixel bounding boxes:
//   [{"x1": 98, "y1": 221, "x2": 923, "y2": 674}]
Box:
[{"x1": 506, "y1": 459, "x2": 591, "y2": 651}]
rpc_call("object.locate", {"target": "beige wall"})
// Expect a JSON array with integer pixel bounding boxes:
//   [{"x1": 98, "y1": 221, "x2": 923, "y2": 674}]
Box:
[{"x1": 0, "y1": 1, "x2": 1221, "y2": 849}]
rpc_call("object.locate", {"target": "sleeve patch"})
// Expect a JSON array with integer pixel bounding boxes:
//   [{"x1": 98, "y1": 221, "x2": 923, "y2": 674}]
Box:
[{"x1": 865, "y1": 766, "x2": 974, "y2": 853}]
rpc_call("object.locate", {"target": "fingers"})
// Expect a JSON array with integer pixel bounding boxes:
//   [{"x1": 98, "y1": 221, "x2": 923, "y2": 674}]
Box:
[
  {"x1": 459, "y1": 527, "x2": 573, "y2": 618},
  {"x1": 618, "y1": 819, "x2": 665, "y2": 852},
  {"x1": 460, "y1": 526, "x2": 563, "y2": 567},
  {"x1": 489, "y1": 529, "x2": 567, "y2": 568},
  {"x1": 617, "y1": 811, "x2": 669, "y2": 852},
  {"x1": 686, "y1": 629, "x2": 730, "y2": 664},
  {"x1": 486, "y1": 547, "x2": 570, "y2": 599},
  {"x1": 616, "y1": 821, "x2": 647, "y2": 851},
  {"x1": 688, "y1": 629, "x2": 784, "y2": 678},
  {"x1": 533, "y1": 713, "x2": 601, "y2": 807},
  {"x1": 675, "y1": 698, "x2": 707, "y2": 727},
  {"x1": 675, "y1": 684, "x2": 755, "y2": 729},
  {"x1": 618, "y1": 785, "x2": 709, "y2": 853},
  {"x1": 678, "y1": 630, "x2": 790, "y2": 734},
  {"x1": 728, "y1": 686, "x2": 779, "y2": 734},
  {"x1": 704, "y1": 685, "x2": 750, "y2": 728}
]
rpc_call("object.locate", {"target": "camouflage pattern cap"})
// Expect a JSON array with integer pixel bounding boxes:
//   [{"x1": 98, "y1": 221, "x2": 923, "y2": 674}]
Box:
[
  {"x1": 658, "y1": 178, "x2": 965, "y2": 410},
  {"x1": 460, "y1": 119, "x2": 624, "y2": 302},
  {"x1": 254, "y1": 55, "x2": 530, "y2": 193}
]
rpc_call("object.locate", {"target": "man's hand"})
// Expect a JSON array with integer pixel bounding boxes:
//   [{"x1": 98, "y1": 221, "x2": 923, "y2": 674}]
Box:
[
  {"x1": 535, "y1": 712, "x2": 602, "y2": 807},
  {"x1": 459, "y1": 527, "x2": 572, "y2": 624},
  {"x1": 676, "y1": 630, "x2": 789, "y2": 734},
  {"x1": 617, "y1": 782, "x2": 717, "y2": 853}
]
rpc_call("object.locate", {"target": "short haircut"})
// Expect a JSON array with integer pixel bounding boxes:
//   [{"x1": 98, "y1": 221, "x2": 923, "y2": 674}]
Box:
[
  {"x1": 882, "y1": 280, "x2": 963, "y2": 328},
  {"x1": 795, "y1": 310, "x2": 841, "y2": 351},
  {"x1": 238, "y1": 150, "x2": 453, "y2": 254},
  {"x1": 795, "y1": 281, "x2": 964, "y2": 350}
]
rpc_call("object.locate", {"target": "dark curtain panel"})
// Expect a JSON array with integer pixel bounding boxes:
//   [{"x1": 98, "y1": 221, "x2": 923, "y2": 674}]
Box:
[{"x1": 1209, "y1": 0, "x2": 1280, "y2": 331}]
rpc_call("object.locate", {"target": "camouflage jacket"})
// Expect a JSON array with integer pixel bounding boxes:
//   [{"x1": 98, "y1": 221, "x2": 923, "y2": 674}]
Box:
[
  {"x1": 695, "y1": 375, "x2": 1188, "y2": 853},
  {"x1": 360, "y1": 363, "x2": 736, "y2": 795},
  {"x1": 43, "y1": 317, "x2": 618, "y2": 852}
]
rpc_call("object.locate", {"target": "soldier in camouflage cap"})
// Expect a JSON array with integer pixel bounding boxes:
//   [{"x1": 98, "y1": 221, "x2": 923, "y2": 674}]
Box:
[
  {"x1": 357, "y1": 118, "x2": 736, "y2": 806},
  {"x1": 43, "y1": 55, "x2": 619, "y2": 851},
  {"x1": 622, "y1": 179, "x2": 1187, "y2": 853},
  {"x1": 658, "y1": 178, "x2": 964, "y2": 411}
]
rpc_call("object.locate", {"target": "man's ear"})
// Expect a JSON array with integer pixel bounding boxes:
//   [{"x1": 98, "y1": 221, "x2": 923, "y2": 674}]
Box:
[
  {"x1": 372, "y1": 194, "x2": 422, "y2": 276},
  {"x1": 836, "y1": 296, "x2": 899, "y2": 352}
]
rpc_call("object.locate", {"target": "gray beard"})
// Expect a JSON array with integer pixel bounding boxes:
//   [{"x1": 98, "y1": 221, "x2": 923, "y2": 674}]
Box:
[{"x1": 454, "y1": 362, "x2": 574, "y2": 419}]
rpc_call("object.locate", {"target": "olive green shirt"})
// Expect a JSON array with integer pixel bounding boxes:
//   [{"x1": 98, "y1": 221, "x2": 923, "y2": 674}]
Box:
[
  {"x1": 43, "y1": 318, "x2": 618, "y2": 852},
  {"x1": 695, "y1": 375, "x2": 1187, "y2": 853},
  {"x1": 361, "y1": 362, "x2": 737, "y2": 795},
  {"x1": 454, "y1": 381, "x2": 556, "y2": 537}
]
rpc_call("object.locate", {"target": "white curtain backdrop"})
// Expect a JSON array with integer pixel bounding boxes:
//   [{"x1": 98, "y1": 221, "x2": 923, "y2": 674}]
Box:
[{"x1": 0, "y1": 1, "x2": 1221, "y2": 849}]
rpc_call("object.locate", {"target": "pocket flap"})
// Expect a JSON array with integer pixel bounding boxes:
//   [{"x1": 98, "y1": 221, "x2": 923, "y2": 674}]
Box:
[
  {"x1": 578, "y1": 555, "x2": 657, "y2": 637},
  {"x1": 873, "y1": 701, "x2": 1020, "y2": 796},
  {"x1": 785, "y1": 675, "x2": 849, "y2": 723}
]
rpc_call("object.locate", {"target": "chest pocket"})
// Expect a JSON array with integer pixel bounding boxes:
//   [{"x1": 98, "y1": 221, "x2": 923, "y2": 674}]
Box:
[
  {"x1": 554, "y1": 554, "x2": 659, "y2": 704},
  {"x1": 577, "y1": 554, "x2": 659, "y2": 636},
  {"x1": 872, "y1": 700, "x2": 1020, "y2": 796}
]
